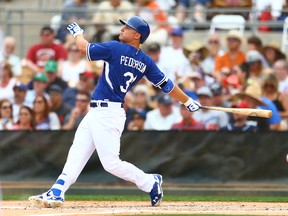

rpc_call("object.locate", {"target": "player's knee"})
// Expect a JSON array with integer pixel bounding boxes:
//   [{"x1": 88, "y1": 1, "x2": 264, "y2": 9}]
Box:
[{"x1": 100, "y1": 156, "x2": 122, "y2": 174}]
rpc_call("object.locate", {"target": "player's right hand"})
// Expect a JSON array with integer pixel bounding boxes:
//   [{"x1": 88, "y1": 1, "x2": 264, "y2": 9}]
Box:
[
  {"x1": 67, "y1": 22, "x2": 84, "y2": 38},
  {"x1": 184, "y1": 98, "x2": 201, "y2": 112}
]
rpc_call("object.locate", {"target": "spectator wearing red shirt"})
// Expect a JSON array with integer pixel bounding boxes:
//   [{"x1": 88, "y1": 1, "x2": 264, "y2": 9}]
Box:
[
  {"x1": 24, "y1": 26, "x2": 67, "y2": 73},
  {"x1": 172, "y1": 104, "x2": 205, "y2": 130}
]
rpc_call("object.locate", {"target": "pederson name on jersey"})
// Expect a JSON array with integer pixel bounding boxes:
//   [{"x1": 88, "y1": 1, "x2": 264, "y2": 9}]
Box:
[{"x1": 120, "y1": 55, "x2": 146, "y2": 73}]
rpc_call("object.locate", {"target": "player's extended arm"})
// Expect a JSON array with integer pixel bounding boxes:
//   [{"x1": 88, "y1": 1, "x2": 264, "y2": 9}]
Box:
[
  {"x1": 67, "y1": 22, "x2": 88, "y2": 55},
  {"x1": 169, "y1": 84, "x2": 201, "y2": 112}
]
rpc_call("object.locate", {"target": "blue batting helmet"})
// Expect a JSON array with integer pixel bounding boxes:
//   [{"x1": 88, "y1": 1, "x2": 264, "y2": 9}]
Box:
[{"x1": 119, "y1": 16, "x2": 150, "y2": 44}]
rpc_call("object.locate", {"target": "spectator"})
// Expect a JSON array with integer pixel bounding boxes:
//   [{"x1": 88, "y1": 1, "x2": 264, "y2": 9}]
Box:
[
  {"x1": 11, "y1": 105, "x2": 35, "y2": 130},
  {"x1": 1, "y1": 36, "x2": 22, "y2": 76},
  {"x1": 127, "y1": 109, "x2": 146, "y2": 130},
  {"x1": 0, "y1": 99, "x2": 13, "y2": 130},
  {"x1": 49, "y1": 84, "x2": 72, "y2": 126},
  {"x1": 144, "y1": 94, "x2": 181, "y2": 130},
  {"x1": 221, "y1": 100, "x2": 258, "y2": 131},
  {"x1": 125, "y1": 84, "x2": 153, "y2": 129},
  {"x1": 59, "y1": 43, "x2": 91, "y2": 87},
  {"x1": 25, "y1": 73, "x2": 50, "y2": 108},
  {"x1": 24, "y1": 26, "x2": 67, "y2": 73},
  {"x1": 62, "y1": 91, "x2": 90, "y2": 130},
  {"x1": 63, "y1": 71, "x2": 96, "y2": 108},
  {"x1": 27, "y1": 60, "x2": 68, "y2": 92},
  {"x1": 146, "y1": 42, "x2": 169, "y2": 73},
  {"x1": 250, "y1": 0, "x2": 285, "y2": 26},
  {"x1": 159, "y1": 28, "x2": 188, "y2": 81},
  {"x1": 263, "y1": 43, "x2": 286, "y2": 68},
  {"x1": 33, "y1": 95, "x2": 61, "y2": 130},
  {"x1": 91, "y1": 0, "x2": 134, "y2": 42},
  {"x1": 175, "y1": 0, "x2": 212, "y2": 26},
  {"x1": 233, "y1": 62, "x2": 250, "y2": 91},
  {"x1": 12, "y1": 81, "x2": 28, "y2": 122},
  {"x1": 0, "y1": 62, "x2": 17, "y2": 103},
  {"x1": 181, "y1": 41, "x2": 215, "y2": 85},
  {"x1": 202, "y1": 33, "x2": 224, "y2": 76},
  {"x1": 261, "y1": 73, "x2": 288, "y2": 128},
  {"x1": 273, "y1": 59, "x2": 288, "y2": 93},
  {"x1": 245, "y1": 50, "x2": 269, "y2": 85},
  {"x1": 178, "y1": 71, "x2": 206, "y2": 100},
  {"x1": 246, "y1": 35, "x2": 269, "y2": 68},
  {"x1": 193, "y1": 86, "x2": 229, "y2": 130},
  {"x1": 136, "y1": 0, "x2": 169, "y2": 45},
  {"x1": 56, "y1": 0, "x2": 88, "y2": 43},
  {"x1": 232, "y1": 84, "x2": 282, "y2": 130},
  {"x1": 44, "y1": 60, "x2": 68, "y2": 92},
  {"x1": 172, "y1": 103, "x2": 205, "y2": 130},
  {"x1": 214, "y1": 30, "x2": 246, "y2": 82},
  {"x1": 209, "y1": 81, "x2": 230, "y2": 107}
]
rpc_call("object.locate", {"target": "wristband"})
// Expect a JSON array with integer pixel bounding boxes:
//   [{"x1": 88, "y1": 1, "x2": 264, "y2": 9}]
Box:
[{"x1": 184, "y1": 98, "x2": 193, "y2": 106}]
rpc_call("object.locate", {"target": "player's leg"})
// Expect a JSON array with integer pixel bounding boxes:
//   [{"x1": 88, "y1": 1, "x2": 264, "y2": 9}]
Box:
[
  {"x1": 29, "y1": 112, "x2": 95, "y2": 208},
  {"x1": 89, "y1": 108, "x2": 163, "y2": 206}
]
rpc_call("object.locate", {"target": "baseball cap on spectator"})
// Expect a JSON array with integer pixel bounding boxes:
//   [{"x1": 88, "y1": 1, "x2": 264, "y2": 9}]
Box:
[
  {"x1": 196, "y1": 86, "x2": 213, "y2": 97},
  {"x1": 183, "y1": 41, "x2": 208, "y2": 60},
  {"x1": 33, "y1": 73, "x2": 48, "y2": 83},
  {"x1": 79, "y1": 71, "x2": 95, "y2": 79},
  {"x1": 13, "y1": 81, "x2": 28, "y2": 91},
  {"x1": 132, "y1": 110, "x2": 146, "y2": 120},
  {"x1": 49, "y1": 84, "x2": 63, "y2": 94},
  {"x1": 157, "y1": 94, "x2": 173, "y2": 105},
  {"x1": 246, "y1": 50, "x2": 262, "y2": 63},
  {"x1": 232, "y1": 100, "x2": 250, "y2": 108},
  {"x1": 45, "y1": 60, "x2": 58, "y2": 73},
  {"x1": 147, "y1": 42, "x2": 161, "y2": 52},
  {"x1": 209, "y1": 82, "x2": 222, "y2": 96},
  {"x1": 170, "y1": 28, "x2": 183, "y2": 37}
]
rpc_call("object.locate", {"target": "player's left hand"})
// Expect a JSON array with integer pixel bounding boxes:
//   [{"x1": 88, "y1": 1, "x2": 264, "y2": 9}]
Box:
[
  {"x1": 67, "y1": 22, "x2": 84, "y2": 38},
  {"x1": 184, "y1": 98, "x2": 201, "y2": 112}
]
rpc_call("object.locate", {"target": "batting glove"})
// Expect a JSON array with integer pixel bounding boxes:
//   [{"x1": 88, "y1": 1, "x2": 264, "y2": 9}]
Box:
[
  {"x1": 67, "y1": 22, "x2": 84, "y2": 38},
  {"x1": 184, "y1": 98, "x2": 201, "y2": 112}
]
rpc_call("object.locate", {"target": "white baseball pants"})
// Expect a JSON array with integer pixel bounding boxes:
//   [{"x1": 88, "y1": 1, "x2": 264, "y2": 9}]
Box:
[{"x1": 53, "y1": 105, "x2": 155, "y2": 196}]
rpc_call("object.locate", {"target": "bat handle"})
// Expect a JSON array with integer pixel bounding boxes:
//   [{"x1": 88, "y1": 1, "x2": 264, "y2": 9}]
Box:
[{"x1": 199, "y1": 105, "x2": 208, "y2": 109}]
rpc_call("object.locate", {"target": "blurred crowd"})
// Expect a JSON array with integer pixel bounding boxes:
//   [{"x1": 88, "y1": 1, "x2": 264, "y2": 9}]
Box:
[{"x1": 1, "y1": 0, "x2": 288, "y2": 131}]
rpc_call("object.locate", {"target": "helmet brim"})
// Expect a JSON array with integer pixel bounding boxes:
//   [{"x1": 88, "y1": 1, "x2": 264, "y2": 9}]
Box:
[{"x1": 119, "y1": 19, "x2": 137, "y2": 32}]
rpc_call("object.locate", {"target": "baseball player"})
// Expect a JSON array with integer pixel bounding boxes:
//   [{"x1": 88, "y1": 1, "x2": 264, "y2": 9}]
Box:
[{"x1": 28, "y1": 16, "x2": 201, "y2": 208}]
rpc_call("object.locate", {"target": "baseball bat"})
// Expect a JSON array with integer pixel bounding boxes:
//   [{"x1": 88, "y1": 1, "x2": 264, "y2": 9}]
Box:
[{"x1": 200, "y1": 106, "x2": 273, "y2": 118}]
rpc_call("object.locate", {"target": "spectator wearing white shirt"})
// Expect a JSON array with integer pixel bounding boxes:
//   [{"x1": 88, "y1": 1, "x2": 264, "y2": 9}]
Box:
[
  {"x1": 273, "y1": 59, "x2": 288, "y2": 94},
  {"x1": 1, "y1": 37, "x2": 22, "y2": 76},
  {"x1": 159, "y1": 28, "x2": 188, "y2": 81},
  {"x1": 193, "y1": 86, "x2": 229, "y2": 130},
  {"x1": 144, "y1": 94, "x2": 181, "y2": 130},
  {"x1": 0, "y1": 62, "x2": 17, "y2": 103}
]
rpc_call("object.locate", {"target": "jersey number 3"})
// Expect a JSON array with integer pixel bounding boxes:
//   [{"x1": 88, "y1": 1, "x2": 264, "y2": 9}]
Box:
[{"x1": 120, "y1": 72, "x2": 137, "y2": 93}]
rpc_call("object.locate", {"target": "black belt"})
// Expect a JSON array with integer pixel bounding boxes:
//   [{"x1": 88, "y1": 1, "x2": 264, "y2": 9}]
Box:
[{"x1": 90, "y1": 102, "x2": 123, "y2": 108}]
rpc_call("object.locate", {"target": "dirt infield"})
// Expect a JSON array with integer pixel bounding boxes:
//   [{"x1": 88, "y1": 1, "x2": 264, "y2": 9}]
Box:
[{"x1": 2, "y1": 200, "x2": 288, "y2": 215}]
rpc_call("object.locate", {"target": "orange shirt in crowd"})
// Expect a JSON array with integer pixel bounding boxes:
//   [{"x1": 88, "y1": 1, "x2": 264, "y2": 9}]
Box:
[
  {"x1": 146, "y1": 1, "x2": 167, "y2": 29},
  {"x1": 214, "y1": 51, "x2": 246, "y2": 72}
]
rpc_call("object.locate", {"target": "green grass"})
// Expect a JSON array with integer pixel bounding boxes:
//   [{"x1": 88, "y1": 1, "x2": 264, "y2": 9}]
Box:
[{"x1": 3, "y1": 194, "x2": 288, "y2": 202}]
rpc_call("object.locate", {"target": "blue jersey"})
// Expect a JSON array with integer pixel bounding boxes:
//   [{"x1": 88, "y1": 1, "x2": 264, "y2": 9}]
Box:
[{"x1": 87, "y1": 41, "x2": 168, "y2": 103}]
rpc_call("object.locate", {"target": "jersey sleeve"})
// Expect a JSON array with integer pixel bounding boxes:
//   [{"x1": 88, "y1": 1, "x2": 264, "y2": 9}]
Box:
[
  {"x1": 86, "y1": 41, "x2": 115, "y2": 61},
  {"x1": 145, "y1": 58, "x2": 167, "y2": 87}
]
